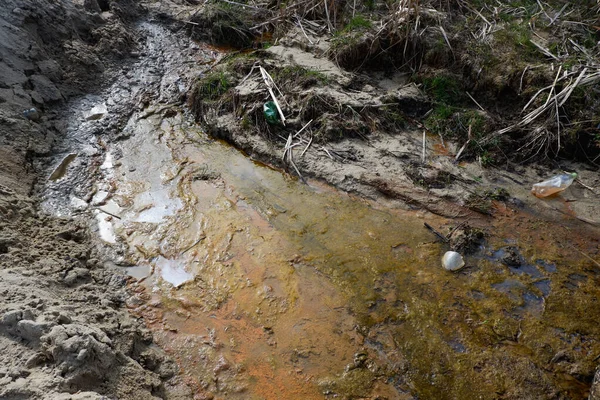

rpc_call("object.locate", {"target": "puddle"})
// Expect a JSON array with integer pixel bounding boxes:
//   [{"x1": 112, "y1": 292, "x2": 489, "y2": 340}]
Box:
[
  {"x1": 48, "y1": 153, "x2": 78, "y2": 181},
  {"x1": 39, "y1": 19, "x2": 600, "y2": 400},
  {"x1": 533, "y1": 279, "x2": 551, "y2": 296},
  {"x1": 537, "y1": 259, "x2": 558, "y2": 273},
  {"x1": 118, "y1": 264, "x2": 151, "y2": 280},
  {"x1": 154, "y1": 256, "x2": 194, "y2": 287},
  {"x1": 95, "y1": 210, "x2": 117, "y2": 244}
]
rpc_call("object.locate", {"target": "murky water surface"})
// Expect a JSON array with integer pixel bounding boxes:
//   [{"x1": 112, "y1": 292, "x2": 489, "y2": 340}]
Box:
[
  {"x1": 41, "y1": 21, "x2": 600, "y2": 400},
  {"x1": 95, "y1": 111, "x2": 600, "y2": 400}
]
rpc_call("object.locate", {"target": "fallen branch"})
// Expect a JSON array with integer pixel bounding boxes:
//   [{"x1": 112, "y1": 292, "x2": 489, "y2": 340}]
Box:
[
  {"x1": 466, "y1": 92, "x2": 485, "y2": 111},
  {"x1": 422, "y1": 130, "x2": 426, "y2": 163},
  {"x1": 424, "y1": 222, "x2": 449, "y2": 243}
]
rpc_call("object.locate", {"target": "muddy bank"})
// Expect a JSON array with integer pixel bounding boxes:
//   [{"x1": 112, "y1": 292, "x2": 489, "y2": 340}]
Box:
[
  {"x1": 190, "y1": 41, "x2": 600, "y2": 229},
  {"x1": 2, "y1": 1, "x2": 600, "y2": 399},
  {"x1": 0, "y1": 1, "x2": 193, "y2": 398}
]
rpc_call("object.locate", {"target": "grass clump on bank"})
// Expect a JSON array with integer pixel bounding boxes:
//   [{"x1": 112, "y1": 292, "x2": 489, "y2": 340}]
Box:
[
  {"x1": 189, "y1": 70, "x2": 235, "y2": 120},
  {"x1": 186, "y1": 0, "x2": 600, "y2": 164}
]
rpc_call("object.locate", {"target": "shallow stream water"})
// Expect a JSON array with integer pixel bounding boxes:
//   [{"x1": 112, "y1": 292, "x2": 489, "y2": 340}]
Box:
[{"x1": 40, "y1": 20, "x2": 600, "y2": 400}]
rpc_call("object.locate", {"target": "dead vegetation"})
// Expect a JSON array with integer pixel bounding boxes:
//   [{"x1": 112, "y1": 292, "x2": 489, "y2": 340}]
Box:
[{"x1": 184, "y1": 0, "x2": 600, "y2": 166}]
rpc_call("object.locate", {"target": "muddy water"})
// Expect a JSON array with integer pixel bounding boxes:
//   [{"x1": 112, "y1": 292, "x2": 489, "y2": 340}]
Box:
[
  {"x1": 97, "y1": 110, "x2": 441, "y2": 398},
  {"x1": 40, "y1": 21, "x2": 600, "y2": 400},
  {"x1": 96, "y1": 109, "x2": 600, "y2": 400}
]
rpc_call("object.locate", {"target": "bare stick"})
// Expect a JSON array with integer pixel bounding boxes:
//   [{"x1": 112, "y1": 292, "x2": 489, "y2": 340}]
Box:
[
  {"x1": 182, "y1": 235, "x2": 207, "y2": 254},
  {"x1": 424, "y1": 222, "x2": 449, "y2": 243},
  {"x1": 544, "y1": 65, "x2": 562, "y2": 108},
  {"x1": 576, "y1": 178, "x2": 599, "y2": 195},
  {"x1": 446, "y1": 221, "x2": 467, "y2": 240},
  {"x1": 531, "y1": 39, "x2": 560, "y2": 61},
  {"x1": 259, "y1": 66, "x2": 286, "y2": 125},
  {"x1": 549, "y1": 3, "x2": 568, "y2": 25},
  {"x1": 323, "y1": 0, "x2": 334, "y2": 32},
  {"x1": 439, "y1": 26, "x2": 454, "y2": 58},
  {"x1": 558, "y1": 67, "x2": 587, "y2": 107},
  {"x1": 555, "y1": 95, "x2": 560, "y2": 153},
  {"x1": 535, "y1": 0, "x2": 552, "y2": 21},
  {"x1": 519, "y1": 65, "x2": 529, "y2": 94},
  {"x1": 300, "y1": 135, "x2": 313, "y2": 157},
  {"x1": 218, "y1": 0, "x2": 264, "y2": 10},
  {"x1": 96, "y1": 208, "x2": 122, "y2": 220},
  {"x1": 282, "y1": 132, "x2": 293, "y2": 162},
  {"x1": 455, "y1": 124, "x2": 472, "y2": 162},
  {"x1": 296, "y1": 16, "x2": 314, "y2": 44},
  {"x1": 466, "y1": 92, "x2": 485, "y2": 111},
  {"x1": 293, "y1": 119, "x2": 313, "y2": 138},
  {"x1": 455, "y1": 141, "x2": 469, "y2": 162},
  {"x1": 567, "y1": 242, "x2": 600, "y2": 268},
  {"x1": 422, "y1": 130, "x2": 426, "y2": 163},
  {"x1": 522, "y1": 83, "x2": 553, "y2": 112}
]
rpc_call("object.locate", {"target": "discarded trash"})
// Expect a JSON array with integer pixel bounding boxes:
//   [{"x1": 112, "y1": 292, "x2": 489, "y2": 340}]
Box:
[
  {"x1": 531, "y1": 172, "x2": 577, "y2": 198},
  {"x1": 263, "y1": 101, "x2": 279, "y2": 124},
  {"x1": 23, "y1": 108, "x2": 40, "y2": 121},
  {"x1": 442, "y1": 251, "x2": 465, "y2": 271}
]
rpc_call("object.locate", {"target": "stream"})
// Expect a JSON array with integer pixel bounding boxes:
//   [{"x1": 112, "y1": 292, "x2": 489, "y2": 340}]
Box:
[{"x1": 40, "y1": 19, "x2": 600, "y2": 400}]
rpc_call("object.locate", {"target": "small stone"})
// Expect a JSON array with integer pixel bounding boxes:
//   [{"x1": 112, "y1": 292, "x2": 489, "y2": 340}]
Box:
[
  {"x1": 25, "y1": 352, "x2": 47, "y2": 368},
  {"x1": 17, "y1": 319, "x2": 50, "y2": 342},
  {"x1": 70, "y1": 196, "x2": 89, "y2": 211},
  {"x1": 56, "y1": 313, "x2": 72, "y2": 325}
]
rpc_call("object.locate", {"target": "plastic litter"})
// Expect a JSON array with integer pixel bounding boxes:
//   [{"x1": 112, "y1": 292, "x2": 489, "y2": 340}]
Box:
[
  {"x1": 531, "y1": 172, "x2": 577, "y2": 198},
  {"x1": 23, "y1": 107, "x2": 40, "y2": 121},
  {"x1": 263, "y1": 101, "x2": 279, "y2": 124},
  {"x1": 442, "y1": 251, "x2": 465, "y2": 271}
]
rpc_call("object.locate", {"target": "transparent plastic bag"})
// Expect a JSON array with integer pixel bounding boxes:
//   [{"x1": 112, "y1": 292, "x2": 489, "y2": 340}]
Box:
[{"x1": 531, "y1": 172, "x2": 577, "y2": 198}]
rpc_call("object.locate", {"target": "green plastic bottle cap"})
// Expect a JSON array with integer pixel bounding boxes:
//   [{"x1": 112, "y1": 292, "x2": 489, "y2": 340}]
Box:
[{"x1": 570, "y1": 172, "x2": 578, "y2": 178}]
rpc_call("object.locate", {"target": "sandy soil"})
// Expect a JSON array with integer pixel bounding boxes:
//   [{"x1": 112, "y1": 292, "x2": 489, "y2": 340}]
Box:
[{"x1": 0, "y1": 1, "x2": 192, "y2": 398}]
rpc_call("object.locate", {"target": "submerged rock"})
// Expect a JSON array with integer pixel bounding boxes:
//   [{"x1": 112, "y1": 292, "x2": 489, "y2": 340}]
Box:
[{"x1": 23, "y1": 108, "x2": 41, "y2": 121}]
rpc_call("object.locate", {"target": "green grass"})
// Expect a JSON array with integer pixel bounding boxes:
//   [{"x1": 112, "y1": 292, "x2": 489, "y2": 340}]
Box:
[
  {"x1": 424, "y1": 104, "x2": 455, "y2": 136},
  {"x1": 343, "y1": 15, "x2": 373, "y2": 32},
  {"x1": 421, "y1": 75, "x2": 464, "y2": 105},
  {"x1": 494, "y1": 22, "x2": 538, "y2": 59},
  {"x1": 273, "y1": 65, "x2": 329, "y2": 91},
  {"x1": 196, "y1": 71, "x2": 231, "y2": 100},
  {"x1": 276, "y1": 65, "x2": 328, "y2": 83}
]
